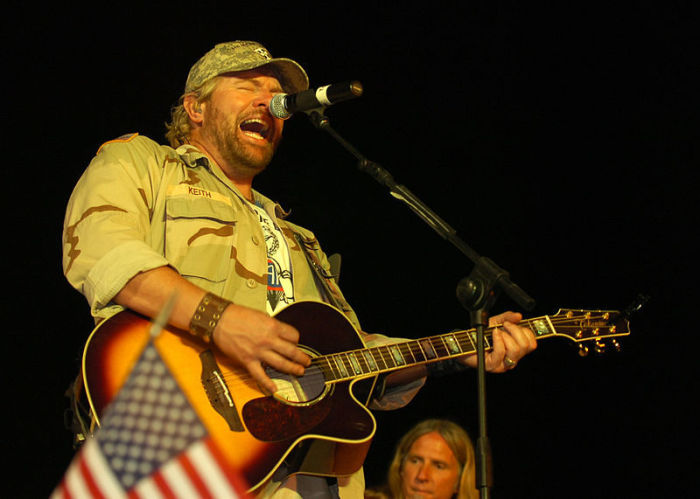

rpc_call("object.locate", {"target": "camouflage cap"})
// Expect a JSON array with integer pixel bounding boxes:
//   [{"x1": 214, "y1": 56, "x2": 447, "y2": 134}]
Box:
[{"x1": 184, "y1": 41, "x2": 309, "y2": 94}]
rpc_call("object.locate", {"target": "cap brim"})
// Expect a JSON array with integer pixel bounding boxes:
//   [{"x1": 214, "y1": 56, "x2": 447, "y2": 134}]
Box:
[{"x1": 263, "y1": 58, "x2": 309, "y2": 94}]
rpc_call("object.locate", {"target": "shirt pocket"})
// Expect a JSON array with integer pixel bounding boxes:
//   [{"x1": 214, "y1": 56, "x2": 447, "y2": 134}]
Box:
[{"x1": 164, "y1": 196, "x2": 236, "y2": 284}]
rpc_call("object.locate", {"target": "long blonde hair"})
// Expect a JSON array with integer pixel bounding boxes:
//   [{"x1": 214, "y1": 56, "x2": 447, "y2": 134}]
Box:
[{"x1": 385, "y1": 419, "x2": 478, "y2": 499}]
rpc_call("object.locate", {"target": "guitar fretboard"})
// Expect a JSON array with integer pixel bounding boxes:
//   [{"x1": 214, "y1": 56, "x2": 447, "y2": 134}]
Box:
[{"x1": 314, "y1": 316, "x2": 556, "y2": 382}]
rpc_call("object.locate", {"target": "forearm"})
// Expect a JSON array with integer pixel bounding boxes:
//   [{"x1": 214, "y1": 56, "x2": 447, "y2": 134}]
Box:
[
  {"x1": 384, "y1": 365, "x2": 428, "y2": 388},
  {"x1": 372, "y1": 360, "x2": 471, "y2": 412},
  {"x1": 113, "y1": 265, "x2": 206, "y2": 332}
]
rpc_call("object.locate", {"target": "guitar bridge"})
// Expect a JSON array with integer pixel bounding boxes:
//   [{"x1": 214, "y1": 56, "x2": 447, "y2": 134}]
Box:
[{"x1": 200, "y1": 350, "x2": 244, "y2": 432}]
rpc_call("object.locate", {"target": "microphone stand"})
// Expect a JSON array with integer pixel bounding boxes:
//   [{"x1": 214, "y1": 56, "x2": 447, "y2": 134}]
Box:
[{"x1": 305, "y1": 108, "x2": 535, "y2": 499}]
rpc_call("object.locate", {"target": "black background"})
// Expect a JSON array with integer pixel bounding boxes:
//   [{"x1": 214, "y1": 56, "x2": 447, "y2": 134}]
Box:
[{"x1": 5, "y1": 2, "x2": 698, "y2": 497}]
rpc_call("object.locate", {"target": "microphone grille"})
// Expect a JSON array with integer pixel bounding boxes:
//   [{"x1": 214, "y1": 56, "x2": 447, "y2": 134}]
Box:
[{"x1": 269, "y1": 94, "x2": 291, "y2": 120}]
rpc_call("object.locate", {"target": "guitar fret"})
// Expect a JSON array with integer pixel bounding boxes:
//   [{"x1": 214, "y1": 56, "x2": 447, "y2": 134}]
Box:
[
  {"x1": 369, "y1": 347, "x2": 389, "y2": 370},
  {"x1": 530, "y1": 317, "x2": 552, "y2": 337},
  {"x1": 376, "y1": 346, "x2": 394, "y2": 369},
  {"x1": 348, "y1": 353, "x2": 362, "y2": 375},
  {"x1": 399, "y1": 343, "x2": 412, "y2": 363},
  {"x1": 388, "y1": 345, "x2": 406, "y2": 366},
  {"x1": 321, "y1": 357, "x2": 339, "y2": 381},
  {"x1": 356, "y1": 351, "x2": 371, "y2": 373},
  {"x1": 382, "y1": 348, "x2": 394, "y2": 368},
  {"x1": 462, "y1": 331, "x2": 477, "y2": 353},
  {"x1": 334, "y1": 354, "x2": 349, "y2": 378},
  {"x1": 362, "y1": 350, "x2": 378, "y2": 371},
  {"x1": 328, "y1": 355, "x2": 343, "y2": 379},
  {"x1": 458, "y1": 329, "x2": 496, "y2": 353},
  {"x1": 443, "y1": 333, "x2": 463, "y2": 355},
  {"x1": 433, "y1": 337, "x2": 450, "y2": 358},
  {"x1": 341, "y1": 353, "x2": 356, "y2": 377},
  {"x1": 408, "y1": 341, "x2": 427, "y2": 363},
  {"x1": 419, "y1": 338, "x2": 438, "y2": 360},
  {"x1": 398, "y1": 343, "x2": 416, "y2": 364}
]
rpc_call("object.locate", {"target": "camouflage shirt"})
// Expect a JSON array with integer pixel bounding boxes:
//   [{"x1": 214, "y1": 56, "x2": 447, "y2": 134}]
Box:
[{"x1": 62, "y1": 133, "x2": 359, "y2": 326}]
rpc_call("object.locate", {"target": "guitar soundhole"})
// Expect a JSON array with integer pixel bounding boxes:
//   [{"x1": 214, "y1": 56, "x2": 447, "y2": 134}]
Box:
[{"x1": 267, "y1": 348, "x2": 329, "y2": 404}]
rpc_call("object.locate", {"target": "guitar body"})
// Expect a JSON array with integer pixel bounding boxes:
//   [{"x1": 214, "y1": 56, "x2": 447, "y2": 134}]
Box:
[{"x1": 82, "y1": 301, "x2": 378, "y2": 492}]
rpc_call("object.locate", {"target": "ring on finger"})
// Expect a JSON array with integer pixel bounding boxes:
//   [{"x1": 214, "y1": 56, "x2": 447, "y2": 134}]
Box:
[{"x1": 504, "y1": 356, "x2": 517, "y2": 369}]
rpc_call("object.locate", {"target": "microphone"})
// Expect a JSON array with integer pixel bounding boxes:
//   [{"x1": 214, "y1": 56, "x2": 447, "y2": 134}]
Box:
[{"x1": 269, "y1": 81, "x2": 363, "y2": 119}]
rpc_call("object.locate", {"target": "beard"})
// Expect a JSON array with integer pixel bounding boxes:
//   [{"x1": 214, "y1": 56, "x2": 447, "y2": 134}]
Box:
[{"x1": 203, "y1": 105, "x2": 281, "y2": 177}]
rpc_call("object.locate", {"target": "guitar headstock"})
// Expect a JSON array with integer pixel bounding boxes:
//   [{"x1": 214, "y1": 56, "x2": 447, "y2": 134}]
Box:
[{"x1": 541, "y1": 309, "x2": 631, "y2": 356}]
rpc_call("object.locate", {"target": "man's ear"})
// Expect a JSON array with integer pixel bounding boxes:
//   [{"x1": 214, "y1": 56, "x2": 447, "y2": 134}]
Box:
[{"x1": 183, "y1": 94, "x2": 204, "y2": 124}]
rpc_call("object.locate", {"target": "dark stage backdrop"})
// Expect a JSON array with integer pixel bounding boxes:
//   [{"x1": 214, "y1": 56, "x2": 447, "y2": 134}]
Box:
[{"x1": 6, "y1": 2, "x2": 697, "y2": 497}]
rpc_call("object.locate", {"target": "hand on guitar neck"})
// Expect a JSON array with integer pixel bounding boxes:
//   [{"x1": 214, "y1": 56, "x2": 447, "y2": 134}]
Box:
[
  {"x1": 459, "y1": 310, "x2": 537, "y2": 372},
  {"x1": 381, "y1": 310, "x2": 537, "y2": 389}
]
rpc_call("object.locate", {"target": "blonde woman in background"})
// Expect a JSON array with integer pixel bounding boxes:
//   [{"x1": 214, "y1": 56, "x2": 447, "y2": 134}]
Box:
[{"x1": 366, "y1": 419, "x2": 478, "y2": 499}]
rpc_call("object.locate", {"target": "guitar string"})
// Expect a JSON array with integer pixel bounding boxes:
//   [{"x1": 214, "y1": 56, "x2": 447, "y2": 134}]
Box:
[{"x1": 213, "y1": 313, "x2": 622, "y2": 398}]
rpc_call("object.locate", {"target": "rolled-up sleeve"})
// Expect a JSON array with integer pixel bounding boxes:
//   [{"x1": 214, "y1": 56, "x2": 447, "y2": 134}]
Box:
[
  {"x1": 62, "y1": 136, "x2": 170, "y2": 320},
  {"x1": 84, "y1": 240, "x2": 169, "y2": 318},
  {"x1": 363, "y1": 332, "x2": 426, "y2": 411}
]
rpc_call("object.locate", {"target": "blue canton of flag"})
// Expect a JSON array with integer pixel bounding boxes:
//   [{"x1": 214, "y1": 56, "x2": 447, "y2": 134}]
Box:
[{"x1": 51, "y1": 341, "x2": 248, "y2": 498}]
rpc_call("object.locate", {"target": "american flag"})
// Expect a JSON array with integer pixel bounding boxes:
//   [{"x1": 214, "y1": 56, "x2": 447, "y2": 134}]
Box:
[{"x1": 51, "y1": 341, "x2": 249, "y2": 498}]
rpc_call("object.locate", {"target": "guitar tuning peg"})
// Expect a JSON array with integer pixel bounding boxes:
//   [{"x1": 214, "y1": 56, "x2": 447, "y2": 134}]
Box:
[
  {"x1": 611, "y1": 339, "x2": 621, "y2": 352},
  {"x1": 595, "y1": 341, "x2": 607, "y2": 354},
  {"x1": 578, "y1": 344, "x2": 590, "y2": 357}
]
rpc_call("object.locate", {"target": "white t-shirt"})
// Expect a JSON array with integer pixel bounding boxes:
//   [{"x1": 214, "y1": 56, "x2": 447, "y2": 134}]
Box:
[{"x1": 251, "y1": 202, "x2": 295, "y2": 315}]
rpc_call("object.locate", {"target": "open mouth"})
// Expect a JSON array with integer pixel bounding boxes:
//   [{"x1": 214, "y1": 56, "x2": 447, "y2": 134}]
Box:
[{"x1": 240, "y1": 118, "x2": 272, "y2": 141}]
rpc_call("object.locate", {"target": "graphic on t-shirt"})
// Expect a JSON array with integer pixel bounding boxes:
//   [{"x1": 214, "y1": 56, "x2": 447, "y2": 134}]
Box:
[
  {"x1": 267, "y1": 256, "x2": 292, "y2": 312},
  {"x1": 252, "y1": 204, "x2": 294, "y2": 314}
]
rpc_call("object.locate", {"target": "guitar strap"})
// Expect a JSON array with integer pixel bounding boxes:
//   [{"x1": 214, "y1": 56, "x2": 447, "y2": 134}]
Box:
[
  {"x1": 64, "y1": 373, "x2": 93, "y2": 448},
  {"x1": 292, "y1": 232, "x2": 354, "y2": 321}
]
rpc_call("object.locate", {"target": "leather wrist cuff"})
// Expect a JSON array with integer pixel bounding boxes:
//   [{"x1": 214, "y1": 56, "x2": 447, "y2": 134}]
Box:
[{"x1": 189, "y1": 292, "x2": 231, "y2": 343}]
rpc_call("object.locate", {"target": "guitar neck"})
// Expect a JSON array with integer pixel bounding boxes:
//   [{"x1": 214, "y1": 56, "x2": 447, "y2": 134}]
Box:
[{"x1": 314, "y1": 316, "x2": 557, "y2": 383}]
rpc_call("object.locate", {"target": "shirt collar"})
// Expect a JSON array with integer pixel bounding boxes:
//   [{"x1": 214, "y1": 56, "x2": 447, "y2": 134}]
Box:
[
  {"x1": 175, "y1": 144, "x2": 210, "y2": 169},
  {"x1": 175, "y1": 143, "x2": 290, "y2": 220}
]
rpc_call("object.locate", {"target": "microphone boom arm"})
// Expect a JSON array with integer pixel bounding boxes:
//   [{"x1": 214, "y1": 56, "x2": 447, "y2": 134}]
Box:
[{"x1": 306, "y1": 109, "x2": 535, "y2": 311}]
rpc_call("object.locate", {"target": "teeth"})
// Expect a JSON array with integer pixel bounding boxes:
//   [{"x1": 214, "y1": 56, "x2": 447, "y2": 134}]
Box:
[{"x1": 240, "y1": 118, "x2": 269, "y2": 140}]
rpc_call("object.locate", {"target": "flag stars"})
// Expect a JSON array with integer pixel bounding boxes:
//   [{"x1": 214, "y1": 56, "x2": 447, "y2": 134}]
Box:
[{"x1": 95, "y1": 344, "x2": 207, "y2": 490}]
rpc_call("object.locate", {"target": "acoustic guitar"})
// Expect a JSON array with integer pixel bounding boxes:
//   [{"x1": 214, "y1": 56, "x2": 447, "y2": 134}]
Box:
[{"x1": 82, "y1": 300, "x2": 630, "y2": 492}]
